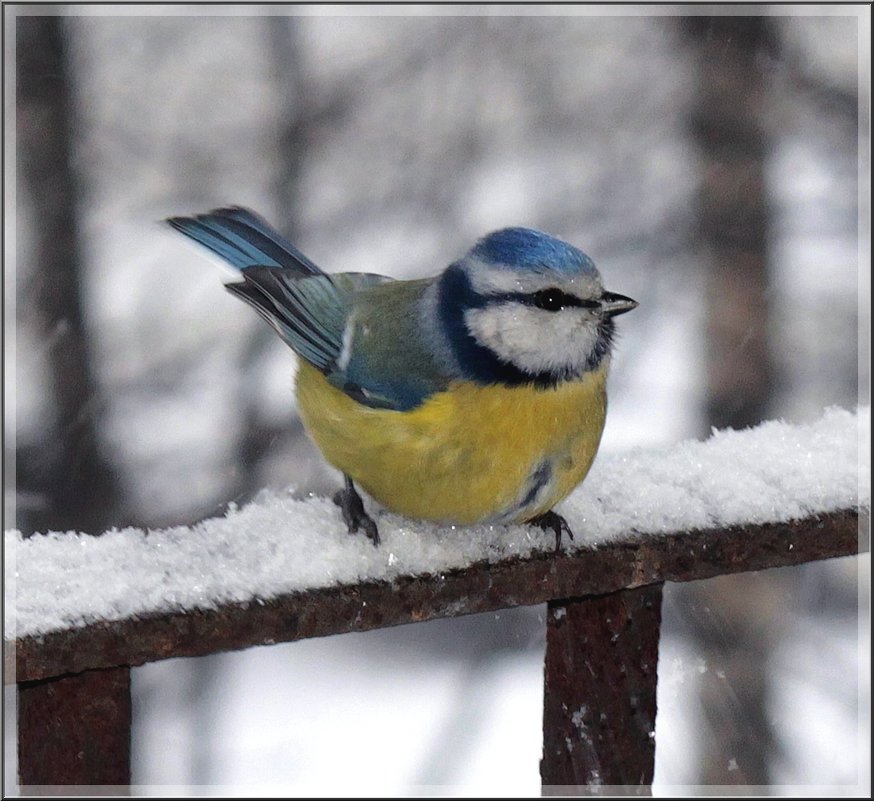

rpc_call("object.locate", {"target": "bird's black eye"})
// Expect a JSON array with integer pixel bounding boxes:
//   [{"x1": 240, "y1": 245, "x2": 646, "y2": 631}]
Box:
[{"x1": 533, "y1": 288, "x2": 566, "y2": 312}]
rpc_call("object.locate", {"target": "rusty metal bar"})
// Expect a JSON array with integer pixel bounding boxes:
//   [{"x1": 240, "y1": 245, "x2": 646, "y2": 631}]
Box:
[
  {"x1": 17, "y1": 666, "x2": 131, "y2": 789},
  {"x1": 541, "y1": 585, "x2": 663, "y2": 794},
  {"x1": 6, "y1": 508, "x2": 864, "y2": 684}
]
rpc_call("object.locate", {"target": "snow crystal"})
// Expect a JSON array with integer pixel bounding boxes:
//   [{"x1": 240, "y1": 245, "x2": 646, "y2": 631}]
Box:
[
  {"x1": 571, "y1": 706, "x2": 588, "y2": 734},
  {"x1": 5, "y1": 406, "x2": 868, "y2": 639}
]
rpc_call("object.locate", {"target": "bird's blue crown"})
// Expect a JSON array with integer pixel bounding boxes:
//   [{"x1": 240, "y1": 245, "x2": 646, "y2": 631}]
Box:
[{"x1": 470, "y1": 227, "x2": 597, "y2": 276}]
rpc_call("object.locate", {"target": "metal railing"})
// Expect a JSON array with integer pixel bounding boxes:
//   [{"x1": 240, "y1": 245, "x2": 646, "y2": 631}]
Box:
[{"x1": 6, "y1": 507, "x2": 865, "y2": 791}]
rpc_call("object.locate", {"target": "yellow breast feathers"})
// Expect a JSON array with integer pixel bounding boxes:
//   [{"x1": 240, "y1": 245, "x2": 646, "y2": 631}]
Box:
[{"x1": 296, "y1": 360, "x2": 608, "y2": 525}]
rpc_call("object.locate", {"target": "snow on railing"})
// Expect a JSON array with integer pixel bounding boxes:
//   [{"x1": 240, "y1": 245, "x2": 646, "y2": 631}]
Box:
[
  {"x1": 6, "y1": 406, "x2": 869, "y2": 790},
  {"x1": 6, "y1": 406, "x2": 867, "y2": 643}
]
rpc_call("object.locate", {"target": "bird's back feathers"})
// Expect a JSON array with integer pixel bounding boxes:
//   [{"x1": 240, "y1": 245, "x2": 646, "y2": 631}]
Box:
[
  {"x1": 226, "y1": 270, "x2": 352, "y2": 372},
  {"x1": 335, "y1": 278, "x2": 451, "y2": 410},
  {"x1": 168, "y1": 207, "x2": 449, "y2": 410}
]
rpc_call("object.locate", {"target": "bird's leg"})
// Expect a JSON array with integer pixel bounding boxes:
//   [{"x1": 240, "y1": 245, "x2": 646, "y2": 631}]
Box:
[
  {"x1": 528, "y1": 510, "x2": 574, "y2": 552},
  {"x1": 333, "y1": 475, "x2": 380, "y2": 546}
]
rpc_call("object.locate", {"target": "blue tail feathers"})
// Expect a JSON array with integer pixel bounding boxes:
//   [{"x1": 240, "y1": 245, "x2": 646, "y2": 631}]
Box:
[{"x1": 166, "y1": 206, "x2": 323, "y2": 275}]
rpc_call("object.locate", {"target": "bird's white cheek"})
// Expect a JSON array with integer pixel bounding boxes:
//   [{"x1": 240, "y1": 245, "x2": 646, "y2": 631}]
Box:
[{"x1": 465, "y1": 306, "x2": 600, "y2": 375}]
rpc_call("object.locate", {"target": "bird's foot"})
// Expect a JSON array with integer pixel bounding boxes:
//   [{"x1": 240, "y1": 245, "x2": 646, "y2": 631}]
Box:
[
  {"x1": 333, "y1": 476, "x2": 380, "y2": 546},
  {"x1": 529, "y1": 510, "x2": 574, "y2": 552}
]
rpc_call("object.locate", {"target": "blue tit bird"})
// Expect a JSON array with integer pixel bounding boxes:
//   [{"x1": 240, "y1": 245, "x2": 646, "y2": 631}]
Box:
[{"x1": 167, "y1": 207, "x2": 637, "y2": 549}]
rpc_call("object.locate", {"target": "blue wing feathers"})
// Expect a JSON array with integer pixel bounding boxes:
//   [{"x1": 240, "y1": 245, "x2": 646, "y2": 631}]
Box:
[
  {"x1": 229, "y1": 268, "x2": 342, "y2": 370},
  {"x1": 224, "y1": 277, "x2": 330, "y2": 367},
  {"x1": 170, "y1": 205, "x2": 443, "y2": 410},
  {"x1": 168, "y1": 206, "x2": 391, "y2": 377},
  {"x1": 166, "y1": 206, "x2": 323, "y2": 275}
]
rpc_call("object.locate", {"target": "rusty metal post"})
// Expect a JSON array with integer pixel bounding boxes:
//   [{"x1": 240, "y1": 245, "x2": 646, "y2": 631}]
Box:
[
  {"x1": 17, "y1": 666, "x2": 131, "y2": 789},
  {"x1": 541, "y1": 584, "x2": 664, "y2": 794}
]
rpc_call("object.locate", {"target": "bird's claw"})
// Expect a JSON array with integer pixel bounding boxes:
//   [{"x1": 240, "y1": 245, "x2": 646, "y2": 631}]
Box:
[
  {"x1": 333, "y1": 477, "x2": 380, "y2": 546},
  {"x1": 529, "y1": 510, "x2": 574, "y2": 552}
]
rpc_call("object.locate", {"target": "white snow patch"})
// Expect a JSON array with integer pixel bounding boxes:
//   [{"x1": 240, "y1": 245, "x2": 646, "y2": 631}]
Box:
[
  {"x1": 561, "y1": 405, "x2": 868, "y2": 539},
  {"x1": 5, "y1": 406, "x2": 868, "y2": 640},
  {"x1": 571, "y1": 706, "x2": 589, "y2": 735}
]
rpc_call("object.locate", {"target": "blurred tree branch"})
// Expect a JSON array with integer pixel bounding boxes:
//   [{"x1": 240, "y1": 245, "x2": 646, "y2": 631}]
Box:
[
  {"x1": 680, "y1": 15, "x2": 781, "y2": 787},
  {"x1": 684, "y1": 15, "x2": 778, "y2": 433},
  {"x1": 16, "y1": 14, "x2": 123, "y2": 536}
]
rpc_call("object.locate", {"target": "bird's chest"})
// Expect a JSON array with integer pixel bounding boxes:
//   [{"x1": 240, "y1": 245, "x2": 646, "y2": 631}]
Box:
[
  {"x1": 297, "y1": 361, "x2": 609, "y2": 524},
  {"x1": 416, "y1": 373, "x2": 609, "y2": 521},
  {"x1": 426, "y1": 374, "x2": 606, "y2": 472}
]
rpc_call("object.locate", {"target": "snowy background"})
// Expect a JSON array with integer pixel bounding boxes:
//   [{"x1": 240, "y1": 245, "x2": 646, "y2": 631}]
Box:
[{"x1": 5, "y1": 5, "x2": 870, "y2": 794}]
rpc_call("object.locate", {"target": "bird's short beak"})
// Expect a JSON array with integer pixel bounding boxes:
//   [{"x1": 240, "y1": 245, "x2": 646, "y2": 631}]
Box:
[{"x1": 600, "y1": 291, "x2": 638, "y2": 317}]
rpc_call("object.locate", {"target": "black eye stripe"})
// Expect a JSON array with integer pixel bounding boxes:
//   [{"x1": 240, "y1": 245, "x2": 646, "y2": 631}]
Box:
[
  {"x1": 483, "y1": 289, "x2": 599, "y2": 311},
  {"x1": 481, "y1": 288, "x2": 602, "y2": 312},
  {"x1": 537, "y1": 290, "x2": 564, "y2": 311},
  {"x1": 533, "y1": 288, "x2": 600, "y2": 311}
]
